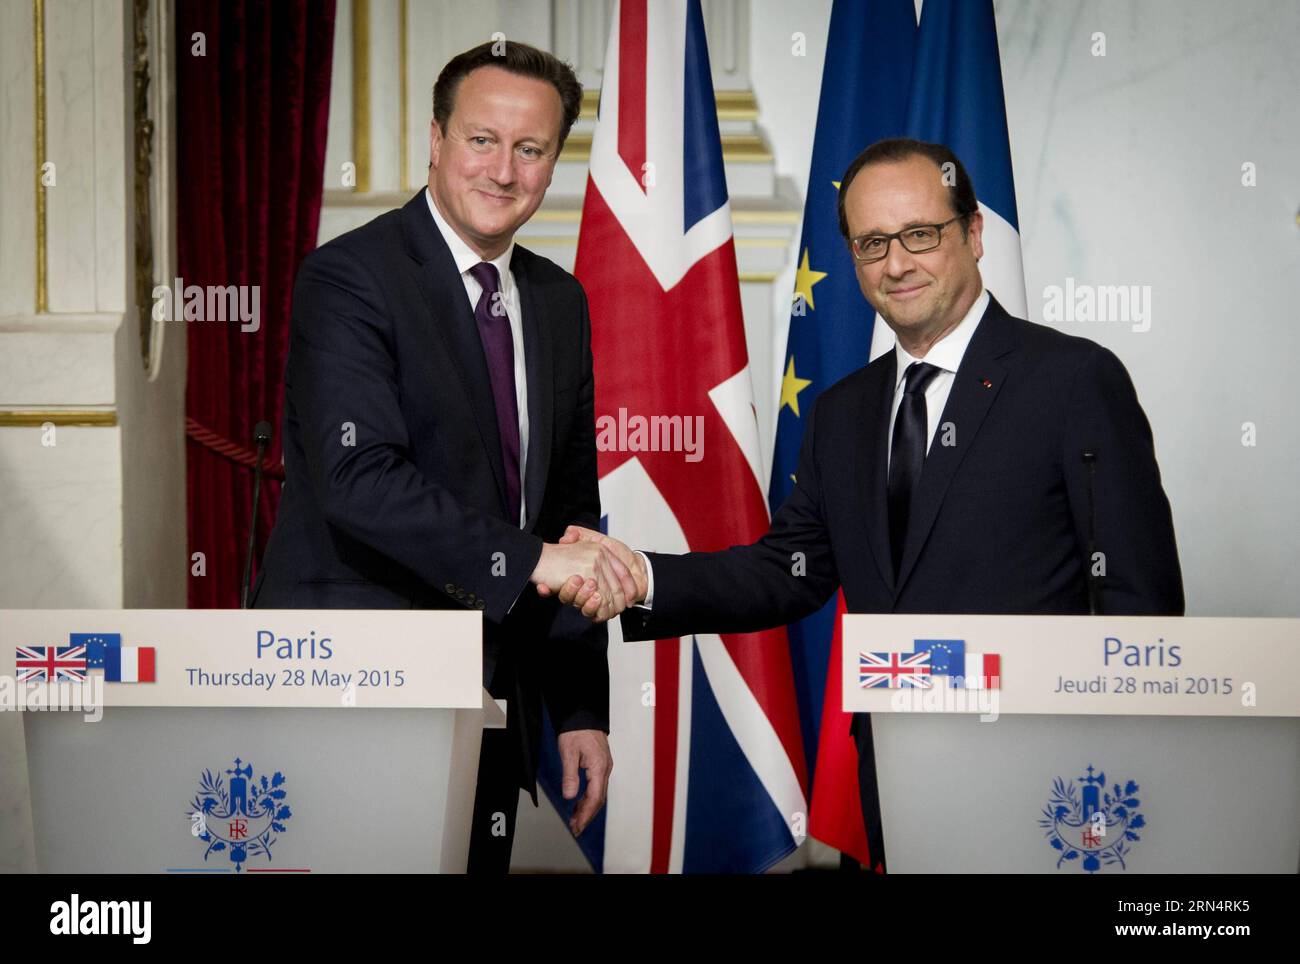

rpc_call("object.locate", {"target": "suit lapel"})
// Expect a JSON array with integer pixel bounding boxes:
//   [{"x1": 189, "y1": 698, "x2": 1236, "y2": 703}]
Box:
[
  {"x1": 856, "y1": 353, "x2": 898, "y2": 592},
  {"x1": 400, "y1": 191, "x2": 510, "y2": 518},
  {"x1": 894, "y1": 295, "x2": 1021, "y2": 593},
  {"x1": 513, "y1": 250, "x2": 554, "y2": 533}
]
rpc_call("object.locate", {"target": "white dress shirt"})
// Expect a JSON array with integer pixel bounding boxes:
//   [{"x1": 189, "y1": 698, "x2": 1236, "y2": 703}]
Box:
[
  {"x1": 426, "y1": 187, "x2": 530, "y2": 528},
  {"x1": 636, "y1": 287, "x2": 990, "y2": 610},
  {"x1": 887, "y1": 287, "x2": 989, "y2": 463}
]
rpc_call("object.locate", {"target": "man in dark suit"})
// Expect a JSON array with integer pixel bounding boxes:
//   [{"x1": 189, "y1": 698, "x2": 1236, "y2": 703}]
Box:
[
  {"x1": 252, "y1": 42, "x2": 628, "y2": 873},
  {"x1": 563, "y1": 138, "x2": 1184, "y2": 871}
]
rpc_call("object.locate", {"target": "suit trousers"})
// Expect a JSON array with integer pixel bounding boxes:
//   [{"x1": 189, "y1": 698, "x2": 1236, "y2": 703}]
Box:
[
  {"x1": 467, "y1": 640, "x2": 525, "y2": 875},
  {"x1": 466, "y1": 724, "x2": 523, "y2": 874}
]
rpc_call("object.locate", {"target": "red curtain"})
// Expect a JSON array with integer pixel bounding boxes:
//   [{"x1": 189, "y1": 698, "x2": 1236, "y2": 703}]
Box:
[{"x1": 178, "y1": 0, "x2": 337, "y2": 608}]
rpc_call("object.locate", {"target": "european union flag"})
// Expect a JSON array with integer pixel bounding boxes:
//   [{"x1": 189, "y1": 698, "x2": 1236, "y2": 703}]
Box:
[
  {"x1": 769, "y1": 0, "x2": 918, "y2": 781},
  {"x1": 915, "y1": 638, "x2": 965, "y2": 684},
  {"x1": 72, "y1": 632, "x2": 121, "y2": 670}
]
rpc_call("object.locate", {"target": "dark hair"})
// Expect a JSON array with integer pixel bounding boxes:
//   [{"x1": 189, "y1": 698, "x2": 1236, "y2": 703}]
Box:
[
  {"x1": 836, "y1": 138, "x2": 979, "y2": 240},
  {"x1": 432, "y1": 41, "x2": 582, "y2": 154}
]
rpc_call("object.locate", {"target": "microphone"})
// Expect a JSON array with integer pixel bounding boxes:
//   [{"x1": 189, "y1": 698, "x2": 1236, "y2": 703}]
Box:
[
  {"x1": 241, "y1": 420, "x2": 274, "y2": 609},
  {"x1": 1081, "y1": 449, "x2": 1101, "y2": 616}
]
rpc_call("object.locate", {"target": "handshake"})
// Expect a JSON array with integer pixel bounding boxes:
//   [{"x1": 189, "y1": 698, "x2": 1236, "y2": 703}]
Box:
[{"x1": 529, "y1": 526, "x2": 647, "y2": 622}]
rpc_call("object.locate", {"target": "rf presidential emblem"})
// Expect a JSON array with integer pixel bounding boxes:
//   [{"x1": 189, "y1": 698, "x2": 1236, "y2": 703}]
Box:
[
  {"x1": 188, "y1": 758, "x2": 293, "y2": 872},
  {"x1": 1039, "y1": 764, "x2": 1146, "y2": 873}
]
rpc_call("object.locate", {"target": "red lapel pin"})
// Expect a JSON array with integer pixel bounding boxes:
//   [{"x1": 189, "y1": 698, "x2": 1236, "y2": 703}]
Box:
[{"x1": 980, "y1": 377, "x2": 993, "y2": 389}]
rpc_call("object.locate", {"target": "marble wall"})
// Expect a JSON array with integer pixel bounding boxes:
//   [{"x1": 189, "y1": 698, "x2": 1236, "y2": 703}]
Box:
[{"x1": 993, "y1": 0, "x2": 1300, "y2": 620}]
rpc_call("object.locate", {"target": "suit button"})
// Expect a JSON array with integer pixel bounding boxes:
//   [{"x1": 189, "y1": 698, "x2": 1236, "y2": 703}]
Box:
[
  {"x1": 475, "y1": 601, "x2": 486, "y2": 611},
  {"x1": 444, "y1": 583, "x2": 456, "y2": 594}
]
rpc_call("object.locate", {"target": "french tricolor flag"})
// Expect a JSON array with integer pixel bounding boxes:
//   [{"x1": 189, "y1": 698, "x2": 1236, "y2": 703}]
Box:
[
  {"x1": 961, "y1": 653, "x2": 1001, "y2": 690},
  {"x1": 106, "y1": 646, "x2": 156, "y2": 683},
  {"x1": 72, "y1": 632, "x2": 157, "y2": 683}
]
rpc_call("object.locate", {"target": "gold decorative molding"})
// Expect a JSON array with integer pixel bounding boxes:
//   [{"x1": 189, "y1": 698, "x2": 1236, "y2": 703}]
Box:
[
  {"x1": 0, "y1": 409, "x2": 119, "y2": 428},
  {"x1": 33, "y1": 0, "x2": 47, "y2": 313},
  {"x1": 352, "y1": 0, "x2": 370, "y2": 193},
  {"x1": 133, "y1": 0, "x2": 157, "y2": 375},
  {"x1": 714, "y1": 89, "x2": 760, "y2": 121},
  {"x1": 717, "y1": 133, "x2": 773, "y2": 162},
  {"x1": 732, "y1": 209, "x2": 801, "y2": 224},
  {"x1": 578, "y1": 88, "x2": 759, "y2": 122},
  {"x1": 559, "y1": 132, "x2": 772, "y2": 163}
]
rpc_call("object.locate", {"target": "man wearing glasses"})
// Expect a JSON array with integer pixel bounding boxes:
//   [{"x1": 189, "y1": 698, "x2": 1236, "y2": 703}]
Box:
[{"x1": 568, "y1": 138, "x2": 1185, "y2": 869}]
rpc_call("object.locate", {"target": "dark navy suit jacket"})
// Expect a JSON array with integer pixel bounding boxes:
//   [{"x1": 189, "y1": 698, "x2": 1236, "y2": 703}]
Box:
[
  {"x1": 621, "y1": 294, "x2": 1183, "y2": 687},
  {"x1": 253, "y1": 190, "x2": 609, "y2": 797}
]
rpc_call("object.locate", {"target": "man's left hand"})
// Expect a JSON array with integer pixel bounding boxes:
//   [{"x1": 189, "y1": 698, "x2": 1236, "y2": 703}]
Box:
[{"x1": 557, "y1": 728, "x2": 612, "y2": 837}]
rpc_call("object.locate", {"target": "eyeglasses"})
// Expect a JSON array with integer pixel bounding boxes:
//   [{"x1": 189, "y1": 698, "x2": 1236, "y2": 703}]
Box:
[{"x1": 849, "y1": 216, "x2": 966, "y2": 263}]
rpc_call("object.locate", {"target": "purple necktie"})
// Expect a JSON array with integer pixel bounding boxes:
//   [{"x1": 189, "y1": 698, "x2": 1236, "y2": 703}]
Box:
[{"x1": 467, "y1": 261, "x2": 521, "y2": 525}]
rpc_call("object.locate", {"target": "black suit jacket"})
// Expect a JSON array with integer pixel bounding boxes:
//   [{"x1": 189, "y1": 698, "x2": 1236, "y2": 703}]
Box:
[
  {"x1": 622, "y1": 293, "x2": 1183, "y2": 637},
  {"x1": 253, "y1": 190, "x2": 609, "y2": 797}
]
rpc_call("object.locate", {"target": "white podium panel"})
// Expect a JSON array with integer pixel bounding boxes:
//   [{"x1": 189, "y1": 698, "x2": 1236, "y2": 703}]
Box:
[
  {"x1": 871, "y1": 713, "x2": 1299, "y2": 873},
  {"x1": 842, "y1": 616, "x2": 1300, "y2": 874},
  {"x1": 2, "y1": 610, "x2": 501, "y2": 874}
]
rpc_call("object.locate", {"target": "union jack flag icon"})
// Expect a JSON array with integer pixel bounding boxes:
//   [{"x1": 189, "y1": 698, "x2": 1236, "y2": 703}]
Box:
[
  {"x1": 16, "y1": 645, "x2": 88, "y2": 683},
  {"x1": 859, "y1": 650, "x2": 932, "y2": 689}
]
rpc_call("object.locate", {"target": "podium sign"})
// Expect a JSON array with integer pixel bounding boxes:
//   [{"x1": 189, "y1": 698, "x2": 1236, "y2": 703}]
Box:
[
  {"x1": 2, "y1": 610, "x2": 499, "y2": 873},
  {"x1": 841, "y1": 616, "x2": 1300, "y2": 873}
]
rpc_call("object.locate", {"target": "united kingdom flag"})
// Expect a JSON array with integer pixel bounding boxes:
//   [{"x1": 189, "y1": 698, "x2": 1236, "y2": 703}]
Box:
[
  {"x1": 859, "y1": 651, "x2": 933, "y2": 689},
  {"x1": 544, "y1": 0, "x2": 808, "y2": 873},
  {"x1": 16, "y1": 644, "x2": 88, "y2": 683}
]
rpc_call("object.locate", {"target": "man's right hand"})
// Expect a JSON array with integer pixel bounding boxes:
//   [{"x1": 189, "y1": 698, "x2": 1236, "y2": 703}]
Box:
[
  {"x1": 530, "y1": 541, "x2": 631, "y2": 623},
  {"x1": 554, "y1": 526, "x2": 647, "y2": 608}
]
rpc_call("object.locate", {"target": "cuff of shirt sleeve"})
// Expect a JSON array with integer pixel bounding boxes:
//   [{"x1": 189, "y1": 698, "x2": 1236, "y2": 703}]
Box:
[{"x1": 633, "y1": 550, "x2": 654, "y2": 610}]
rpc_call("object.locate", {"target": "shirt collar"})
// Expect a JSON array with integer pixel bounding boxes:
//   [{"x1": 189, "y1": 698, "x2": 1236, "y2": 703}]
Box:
[
  {"x1": 893, "y1": 287, "x2": 990, "y2": 389},
  {"x1": 425, "y1": 186, "x2": 514, "y2": 294}
]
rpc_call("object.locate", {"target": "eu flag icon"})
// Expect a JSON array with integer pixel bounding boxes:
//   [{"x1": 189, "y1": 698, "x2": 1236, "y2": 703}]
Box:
[
  {"x1": 915, "y1": 639, "x2": 966, "y2": 684},
  {"x1": 71, "y1": 632, "x2": 122, "y2": 670}
]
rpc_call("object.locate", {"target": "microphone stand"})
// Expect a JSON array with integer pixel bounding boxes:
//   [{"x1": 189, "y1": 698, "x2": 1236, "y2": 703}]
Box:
[{"x1": 241, "y1": 421, "x2": 273, "y2": 609}]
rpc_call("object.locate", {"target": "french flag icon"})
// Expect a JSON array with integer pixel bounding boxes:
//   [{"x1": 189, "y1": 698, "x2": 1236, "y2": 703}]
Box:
[
  {"x1": 106, "y1": 645, "x2": 156, "y2": 683},
  {"x1": 72, "y1": 633, "x2": 157, "y2": 683}
]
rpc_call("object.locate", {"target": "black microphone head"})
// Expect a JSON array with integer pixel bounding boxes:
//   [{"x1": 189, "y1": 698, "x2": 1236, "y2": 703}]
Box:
[{"x1": 254, "y1": 421, "x2": 273, "y2": 444}]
